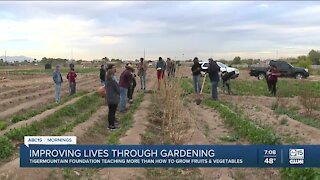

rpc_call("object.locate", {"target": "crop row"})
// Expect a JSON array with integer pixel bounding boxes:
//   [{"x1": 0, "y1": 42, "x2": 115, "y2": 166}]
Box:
[{"x1": 0, "y1": 93, "x2": 101, "y2": 160}]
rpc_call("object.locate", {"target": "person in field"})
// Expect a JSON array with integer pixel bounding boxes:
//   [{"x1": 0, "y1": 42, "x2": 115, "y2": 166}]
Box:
[
  {"x1": 106, "y1": 69, "x2": 120, "y2": 130},
  {"x1": 266, "y1": 65, "x2": 272, "y2": 92},
  {"x1": 100, "y1": 64, "x2": 106, "y2": 86},
  {"x1": 127, "y1": 63, "x2": 137, "y2": 104},
  {"x1": 156, "y1": 57, "x2": 166, "y2": 89},
  {"x1": 268, "y1": 65, "x2": 281, "y2": 96},
  {"x1": 105, "y1": 64, "x2": 118, "y2": 85},
  {"x1": 137, "y1": 58, "x2": 147, "y2": 90},
  {"x1": 52, "y1": 65, "x2": 63, "y2": 103},
  {"x1": 208, "y1": 58, "x2": 220, "y2": 100},
  {"x1": 166, "y1": 58, "x2": 172, "y2": 77},
  {"x1": 191, "y1": 57, "x2": 202, "y2": 94},
  {"x1": 221, "y1": 71, "x2": 235, "y2": 95},
  {"x1": 67, "y1": 67, "x2": 77, "y2": 95},
  {"x1": 171, "y1": 60, "x2": 176, "y2": 77},
  {"x1": 119, "y1": 64, "x2": 133, "y2": 113}
]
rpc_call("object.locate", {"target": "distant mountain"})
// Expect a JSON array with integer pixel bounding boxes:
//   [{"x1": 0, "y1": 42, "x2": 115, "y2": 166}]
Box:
[{"x1": 0, "y1": 56, "x2": 35, "y2": 62}]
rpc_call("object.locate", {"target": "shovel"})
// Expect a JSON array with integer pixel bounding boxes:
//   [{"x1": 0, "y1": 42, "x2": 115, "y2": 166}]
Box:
[{"x1": 196, "y1": 73, "x2": 207, "y2": 105}]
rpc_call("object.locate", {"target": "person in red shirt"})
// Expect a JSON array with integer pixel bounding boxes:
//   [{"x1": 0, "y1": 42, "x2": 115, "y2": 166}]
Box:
[
  {"x1": 67, "y1": 68, "x2": 77, "y2": 95},
  {"x1": 268, "y1": 65, "x2": 280, "y2": 96}
]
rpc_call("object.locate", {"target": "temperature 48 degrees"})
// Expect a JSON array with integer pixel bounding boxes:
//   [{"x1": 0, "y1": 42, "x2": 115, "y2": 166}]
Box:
[{"x1": 264, "y1": 158, "x2": 276, "y2": 165}]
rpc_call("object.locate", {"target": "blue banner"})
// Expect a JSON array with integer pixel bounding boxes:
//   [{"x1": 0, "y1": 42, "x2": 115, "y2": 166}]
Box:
[{"x1": 20, "y1": 145, "x2": 320, "y2": 168}]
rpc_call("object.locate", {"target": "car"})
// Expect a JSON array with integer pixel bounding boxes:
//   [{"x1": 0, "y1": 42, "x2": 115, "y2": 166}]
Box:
[
  {"x1": 199, "y1": 61, "x2": 240, "y2": 78},
  {"x1": 249, "y1": 60, "x2": 309, "y2": 80}
]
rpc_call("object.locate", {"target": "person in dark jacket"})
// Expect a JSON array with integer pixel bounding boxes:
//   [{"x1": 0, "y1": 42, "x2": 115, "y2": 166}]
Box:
[
  {"x1": 119, "y1": 64, "x2": 133, "y2": 113},
  {"x1": 208, "y1": 58, "x2": 220, "y2": 100},
  {"x1": 100, "y1": 65, "x2": 106, "y2": 86},
  {"x1": 268, "y1": 65, "x2": 280, "y2": 96},
  {"x1": 221, "y1": 71, "x2": 235, "y2": 95},
  {"x1": 127, "y1": 63, "x2": 137, "y2": 104},
  {"x1": 106, "y1": 69, "x2": 120, "y2": 130},
  {"x1": 52, "y1": 65, "x2": 63, "y2": 103},
  {"x1": 67, "y1": 68, "x2": 77, "y2": 95},
  {"x1": 191, "y1": 57, "x2": 202, "y2": 94}
]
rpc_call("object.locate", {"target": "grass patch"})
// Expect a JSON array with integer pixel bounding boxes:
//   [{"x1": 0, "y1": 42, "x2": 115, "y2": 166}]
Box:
[
  {"x1": 219, "y1": 134, "x2": 240, "y2": 142},
  {"x1": 0, "y1": 136, "x2": 13, "y2": 159},
  {"x1": 10, "y1": 91, "x2": 88, "y2": 124},
  {"x1": 0, "y1": 121, "x2": 7, "y2": 130},
  {"x1": 201, "y1": 78, "x2": 320, "y2": 97},
  {"x1": 106, "y1": 93, "x2": 144, "y2": 144}
]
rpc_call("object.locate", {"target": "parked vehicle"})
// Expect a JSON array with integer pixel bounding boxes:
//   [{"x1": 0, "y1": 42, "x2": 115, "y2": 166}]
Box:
[
  {"x1": 199, "y1": 61, "x2": 240, "y2": 78},
  {"x1": 250, "y1": 60, "x2": 309, "y2": 80}
]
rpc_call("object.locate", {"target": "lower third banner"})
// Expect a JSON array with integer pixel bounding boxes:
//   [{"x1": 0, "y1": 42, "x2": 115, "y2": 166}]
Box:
[{"x1": 20, "y1": 145, "x2": 320, "y2": 168}]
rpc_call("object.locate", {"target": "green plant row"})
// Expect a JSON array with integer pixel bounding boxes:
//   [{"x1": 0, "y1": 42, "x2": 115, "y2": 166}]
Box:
[
  {"x1": 203, "y1": 99, "x2": 319, "y2": 179},
  {"x1": 203, "y1": 99, "x2": 281, "y2": 145},
  {"x1": 201, "y1": 77, "x2": 320, "y2": 98},
  {"x1": 179, "y1": 79, "x2": 194, "y2": 97},
  {"x1": 5, "y1": 93, "x2": 100, "y2": 142},
  {"x1": 10, "y1": 91, "x2": 89, "y2": 124},
  {"x1": 273, "y1": 106, "x2": 320, "y2": 130},
  {"x1": 5, "y1": 68, "x2": 99, "y2": 76},
  {"x1": 106, "y1": 93, "x2": 145, "y2": 144}
]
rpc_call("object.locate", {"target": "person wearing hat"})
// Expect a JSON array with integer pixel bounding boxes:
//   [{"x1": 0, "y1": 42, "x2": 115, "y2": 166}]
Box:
[
  {"x1": 156, "y1": 57, "x2": 166, "y2": 89},
  {"x1": 208, "y1": 58, "x2": 220, "y2": 100},
  {"x1": 119, "y1": 63, "x2": 133, "y2": 113},
  {"x1": 191, "y1": 57, "x2": 202, "y2": 94}
]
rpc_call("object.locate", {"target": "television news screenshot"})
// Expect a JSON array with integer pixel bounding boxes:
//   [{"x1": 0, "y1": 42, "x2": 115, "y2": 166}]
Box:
[{"x1": 0, "y1": 1, "x2": 320, "y2": 180}]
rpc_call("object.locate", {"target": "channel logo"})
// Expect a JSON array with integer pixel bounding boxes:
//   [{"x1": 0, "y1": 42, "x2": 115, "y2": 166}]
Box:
[{"x1": 289, "y1": 149, "x2": 304, "y2": 165}]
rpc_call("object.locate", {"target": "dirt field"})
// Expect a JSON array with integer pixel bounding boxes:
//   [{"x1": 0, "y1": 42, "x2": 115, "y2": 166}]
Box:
[{"x1": 0, "y1": 66, "x2": 319, "y2": 179}]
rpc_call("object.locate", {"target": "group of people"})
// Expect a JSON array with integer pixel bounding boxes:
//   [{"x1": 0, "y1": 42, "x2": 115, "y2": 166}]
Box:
[
  {"x1": 102, "y1": 58, "x2": 149, "y2": 130},
  {"x1": 52, "y1": 56, "x2": 280, "y2": 130},
  {"x1": 52, "y1": 64, "x2": 78, "y2": 104},
  {"x1": 191, "y1": 57, "x2": 281, "y2": 101},
  {"x1": 191, "y1": 57, "x2": 222, "y2": 100},
  {"x1": 155, "y1": 57, "x2": 177, "y2": 89},
  {"x1": 103, "y1": 56, "x2": 178, "y2": 130}
]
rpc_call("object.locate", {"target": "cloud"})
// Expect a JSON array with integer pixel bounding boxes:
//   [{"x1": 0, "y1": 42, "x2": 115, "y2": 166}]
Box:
[{"x1": 1, "y1": 1, "x2": 320, "y2": 60}]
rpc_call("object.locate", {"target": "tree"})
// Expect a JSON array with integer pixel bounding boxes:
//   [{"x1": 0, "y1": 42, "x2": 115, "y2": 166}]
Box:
[
  {"x1": 232, "y1": 56, "x2": 241, "y2": 65},
  {"x1": 308, "y1": 49, "x2": 320, "y2": 65},
  {"x1": 295, "y1": 55, "x2": 312, "y2": 68}
]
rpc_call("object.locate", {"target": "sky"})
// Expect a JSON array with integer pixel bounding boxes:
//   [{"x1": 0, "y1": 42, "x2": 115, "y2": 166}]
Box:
[{"x1": 1, "y1": 1, "x2": 320, "y2": 61}]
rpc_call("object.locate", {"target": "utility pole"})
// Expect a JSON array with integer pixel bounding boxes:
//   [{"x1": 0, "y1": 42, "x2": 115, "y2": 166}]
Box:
[
  {"x1": 144, "y1": 48, "x2": 145, "y2": 61},
  {"x1": 5, "y1": 50, "x2": 6, "y2": 62},
  {"x1": 276, "y1": 49, "x2": 278, "y2": 60},
  {"x1": 71, "y1": 48, "x2": 73, "y2": 60}
]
